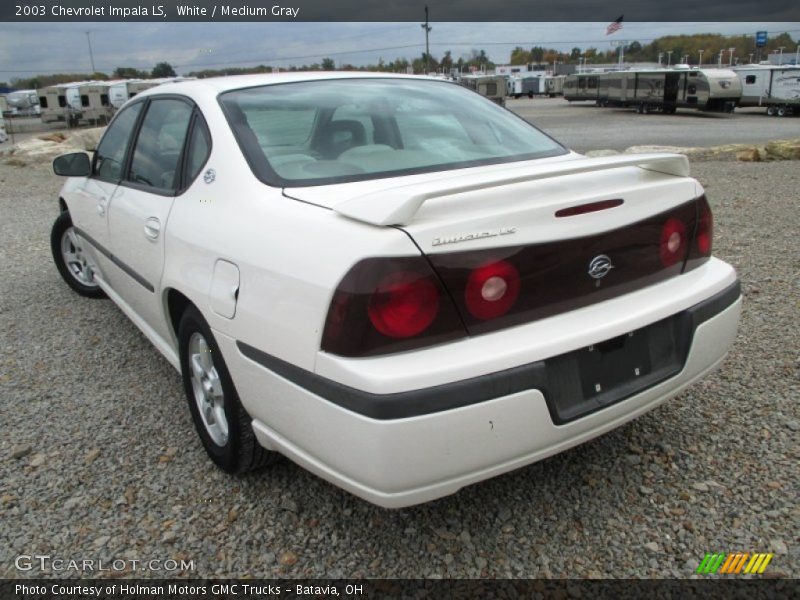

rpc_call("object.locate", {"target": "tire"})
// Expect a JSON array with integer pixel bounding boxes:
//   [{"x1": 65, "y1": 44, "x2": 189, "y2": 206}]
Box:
[
  {"x1": 178, "y1": 305, "x2": 277, "y2": 474},
  {"x1": 777, "y1": 106, "x2": 787, "y2": 117},
  {"x1": 767, "y1": 106, "x2": 776, "y2": 116},
  {"x1": 50, "y1": 211, "x2": 105, "y2": 298}
]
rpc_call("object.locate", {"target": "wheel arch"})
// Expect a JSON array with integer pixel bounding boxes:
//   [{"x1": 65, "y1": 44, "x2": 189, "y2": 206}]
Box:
[
  {"x1": 165, "y1": 287, "x2": 194, "y2": 345},
  {"x1": 58, "y1": 197, "x2": 68, "y2": 213}
]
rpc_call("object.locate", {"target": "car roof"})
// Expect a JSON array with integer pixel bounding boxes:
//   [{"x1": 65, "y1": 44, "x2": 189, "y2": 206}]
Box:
[{"x1": 136, "y1": 71, "x2": 450, "y2": 98}]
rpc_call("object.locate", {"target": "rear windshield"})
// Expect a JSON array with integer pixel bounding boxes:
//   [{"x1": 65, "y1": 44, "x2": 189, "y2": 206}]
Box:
[{"x1": 219, "y1": 78, "x2": 567, "y2": 187}]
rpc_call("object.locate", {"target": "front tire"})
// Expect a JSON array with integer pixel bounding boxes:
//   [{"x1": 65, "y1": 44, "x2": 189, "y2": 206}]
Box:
[
  {"x1": 50, "y1": 211, "x2": 105, "y2": 298},
  {"x1": 178, "y1": 305, "x2": 277, "y2": 474}
]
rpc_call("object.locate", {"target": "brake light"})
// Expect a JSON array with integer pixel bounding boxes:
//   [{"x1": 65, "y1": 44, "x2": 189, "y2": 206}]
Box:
[
  {"x1": 696, "y1": 198, "x2": 713, "y2": 255},
  {"x1": 465, "y1": 260, "x2": 520, "y2": 320},
  {"x1": 368, "y1": 272, "x2": 439, "y2": 338},
  {"x1": 659, "y1": 218, "x2": 688, "y2": 268},
  {"x1": 321, "y1": 256, "x2": 466, "y2": 357}
]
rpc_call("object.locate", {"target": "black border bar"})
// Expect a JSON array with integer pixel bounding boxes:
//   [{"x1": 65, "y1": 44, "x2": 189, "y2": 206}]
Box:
[{"x1": 2, "y1": 1, "x2": 799, "y2": 22}]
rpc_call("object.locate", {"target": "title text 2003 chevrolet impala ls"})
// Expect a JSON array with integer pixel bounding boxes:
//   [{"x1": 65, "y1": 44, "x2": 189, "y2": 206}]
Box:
[{"x1": 50, "y1": 73, "x2": 740, "y2": 507}]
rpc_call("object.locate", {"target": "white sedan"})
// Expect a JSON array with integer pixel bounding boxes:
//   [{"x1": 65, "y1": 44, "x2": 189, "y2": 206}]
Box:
[{"x1": 51, "y1": 73, "x2": 740, "y2": 507}]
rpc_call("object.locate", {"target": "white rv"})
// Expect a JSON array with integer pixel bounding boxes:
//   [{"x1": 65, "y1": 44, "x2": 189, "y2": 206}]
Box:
[
  {"x1": 77, "y1": 82, "x2": 114, "y2": 125},
  {"x1": 108, "y1": 80, "x2": 162, "y2": 110},
  {"x1": 5, "y1": 89, "x2": 40, "y2": 116},
  {"x1": 733, "y1": 65, "x2": 800, "y2": 116},
  {"x1": 38, "y1": 82, "x2": 86, "y2": 125}
]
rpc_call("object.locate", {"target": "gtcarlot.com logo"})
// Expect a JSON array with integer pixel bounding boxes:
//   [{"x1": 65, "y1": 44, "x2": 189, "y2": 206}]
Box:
[
  {"x1": 15, "y1": 554, "x2": 195, "y2": 573},
  {"x1": 696, "y1": 552, "x2": 774, "y2": 575}
]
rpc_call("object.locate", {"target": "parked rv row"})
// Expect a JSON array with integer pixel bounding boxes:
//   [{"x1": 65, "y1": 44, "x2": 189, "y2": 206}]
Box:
[
  {"x1": 1, "y1": 77, "x2": 194, "y2": 127},
  {"x1": 507, "y1": 74, "x2": 566, "y2": 99},
  {"x1": 563, "y1": 65, "x2": 800, "y2": 116}
]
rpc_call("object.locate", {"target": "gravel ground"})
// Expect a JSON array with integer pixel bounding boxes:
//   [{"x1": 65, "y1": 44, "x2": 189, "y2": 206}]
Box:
[{"x1": 0, "y1": 160, "x2": 797, "y2": 579}]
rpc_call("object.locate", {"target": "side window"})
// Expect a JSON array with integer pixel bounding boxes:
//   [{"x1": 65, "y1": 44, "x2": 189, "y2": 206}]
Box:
[
  {"x1": 745, "y1": 75, "x2": 757, "y2": 84},
  {"x1": 39, "y1": 96, "x2": 48, "y2": 109},
  {"x1": 128, "y1": 98, "x2": 193, "y2": 192},
  {"x1": 94, "y1": 101, "x2": 144, "y2": 181},
  {"x1": 185, "y1": 114, "x2": 211, "y2": 184},
  {"x1": 81, "y1": 95, "x2": 89, "y2": 107}
]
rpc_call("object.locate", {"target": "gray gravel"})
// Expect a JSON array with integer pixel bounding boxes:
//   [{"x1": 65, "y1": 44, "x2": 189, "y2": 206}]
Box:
[{"x1": 0, "y1": 160, "x2": 797, "y2": 579}]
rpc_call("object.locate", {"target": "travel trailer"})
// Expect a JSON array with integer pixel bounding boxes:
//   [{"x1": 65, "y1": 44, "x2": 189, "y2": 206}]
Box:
[
  {"x1": 77, "y1": 82, "x2": 114, "y2": 124},
  {"x1": 508, "y1": 75, "x2": 543, "y2": 98},
  {"x1": 733, "y1": 65, "x2": 800, "y2": 116},
  {"x1": 108, "y1": 80, "x2": 162, "y2": 110},
  {"x1": 38, "y1": 83, "x2": 85, "y2": 125},
  {"x1": 544, "y1": 75, "x2": 565, "y2": 97},
  {"x1": 460, "y1": 74, "x2": 508, "y2": 106},
  {"x1": 563, "y1": 73, "x2": 602, "y2": 102},
  {"x1": 5, "y1": 89, "x2": 40, "y2": 116}
]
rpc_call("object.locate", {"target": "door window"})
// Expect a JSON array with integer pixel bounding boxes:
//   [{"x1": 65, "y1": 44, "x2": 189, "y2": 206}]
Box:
[
  {"x1": 93, "y1": 101, "x2": 144, "y2": 181},
  {"x1": 185, "y1": 114, "x2": 212, "y2": 184},
  {"x1": 128, "y1": 98, "x2": 194, "y2": 192}
]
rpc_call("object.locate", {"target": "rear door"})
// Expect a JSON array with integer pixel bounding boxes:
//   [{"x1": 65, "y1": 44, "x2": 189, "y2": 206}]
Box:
[{"x1": 105, "y1": 96, "x2": 196, "y2": 338}]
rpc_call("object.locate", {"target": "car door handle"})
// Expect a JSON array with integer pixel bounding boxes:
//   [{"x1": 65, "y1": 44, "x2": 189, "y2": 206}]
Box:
[
  {"x1": 96, "y1": 197, "x2": 107, "y2": 216},
  {"x1": 144, "y1": 217, "x2": 161, "y2": 240}
]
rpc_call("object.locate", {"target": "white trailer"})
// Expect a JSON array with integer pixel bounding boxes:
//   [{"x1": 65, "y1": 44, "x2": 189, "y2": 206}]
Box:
[
  {"x1": 77, "y1": 82, "x2": 114, "y2": 125},
  {"x1": 733, "y1": 65, "x2": 800, "y2": 116},
  {"x1": 108, "y1": 79, "x2": 163, "y2": 110},
  {"x1": 38, "y1": 82, "x2": 86, "y2": 125},
  {"x1": 5, "y1": 89, "x2": 40, "y2": 116}
]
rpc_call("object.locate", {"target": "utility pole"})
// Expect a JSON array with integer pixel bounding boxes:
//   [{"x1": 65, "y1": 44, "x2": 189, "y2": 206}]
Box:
[
  {"x1": 85, "y1": 31, "x2": 96, "y2": 74},
  {"x1": 729, "y1": 47, "x2": 736, "y2": 66},
  {"x1": 698, "y1": 49, "x2": 704, "y2": 67},
  {"x1": 777, "y1": 46, "x2": 785, "y2": 64},
  {"x1": 421, "y1": 6, "x2": 432, "y2": 74},
  {"x1": 666, "y1": 51, "x2": 672, "y2": 67}
]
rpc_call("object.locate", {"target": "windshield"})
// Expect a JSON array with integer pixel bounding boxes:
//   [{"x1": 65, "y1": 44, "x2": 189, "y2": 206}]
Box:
[{"x1": 218, "y1": 78, "x2": 567, "y2": 187}]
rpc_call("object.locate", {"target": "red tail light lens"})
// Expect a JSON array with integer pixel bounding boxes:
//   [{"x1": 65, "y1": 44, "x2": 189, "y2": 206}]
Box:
[
  {"x1": 322, "y1": 256, "x2": 466, "y2": 357},
  {"x1": 696, "y1": 198, "x2": 713, "y2": 255},
  {"x1": 368, "y1": 272, "x2": 439, "y2": 338},
  {"x1": 465, "y1": 260, "x2": 521, "y2": 320},
  {"x1": 659, "y1": 218, "x2": 688, "y2": 268}
]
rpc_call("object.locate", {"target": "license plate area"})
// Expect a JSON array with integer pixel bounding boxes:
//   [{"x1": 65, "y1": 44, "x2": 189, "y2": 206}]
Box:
[{"x1": 543, "y1": 313, "x2": 691, "y2": 424}]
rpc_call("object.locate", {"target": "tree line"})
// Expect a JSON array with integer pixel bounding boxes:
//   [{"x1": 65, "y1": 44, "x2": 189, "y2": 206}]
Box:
[{"x1": 3, "y1": 31, "x2": 796, "y2": 89}]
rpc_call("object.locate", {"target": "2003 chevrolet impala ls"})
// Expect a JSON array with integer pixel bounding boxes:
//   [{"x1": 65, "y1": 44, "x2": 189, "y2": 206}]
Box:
[{"x1": 50, "y1": 73, "x2": 740, "y2": 507}]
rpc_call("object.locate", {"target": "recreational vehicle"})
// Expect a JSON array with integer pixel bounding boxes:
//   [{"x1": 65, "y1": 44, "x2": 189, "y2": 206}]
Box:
[
  {"x1": 598, "y1": 68, "x2": 741, "y2": 113},
  {"x1": 544, "y1": 75, "x2": 565, "y2": 97},
  {"x1": 5, "y1": 89, "x2": 40, "y2": 116},
  {"x1": 508, "y1": 75, "x2": 542, "y2": 98},
  {"x1": 38, "y1": 83, "x2": 85, "y2": 125},
  {"x1": 108, "y1": 79, "x2": 162, "y2": 110},
  {"x1": 563, "y1": 74, "x2": 602, "y2": 102},
  {"x1": 733, "y1": 65, "x2": 800, "y2": 116},
  {"x1": 460, "y1": 74, "x2": 507, "y2": 106},
  {"x1": 77, "y1": 82, "x2": 114, "y2": 124}
]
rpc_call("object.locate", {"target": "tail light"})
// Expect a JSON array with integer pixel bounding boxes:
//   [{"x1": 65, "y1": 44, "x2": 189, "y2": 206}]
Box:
[
  {"x1": 465, "y1": 260, "x2": 521, "y2": 320},
  {"x1": 659, "y1": 217, "x2": 688, "y2": 268},
  {"x1": 685, "y1": 195, "x2": 713, "y2": 271},
  {"x1": 322, "y1": 256, "x2": 465, "y2": 357}
]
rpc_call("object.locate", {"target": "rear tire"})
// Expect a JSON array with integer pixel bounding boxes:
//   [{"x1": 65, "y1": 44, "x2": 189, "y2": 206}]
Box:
[
  {"x1": 767, "y1": 105, "x2": 776, "y2": 116},
  {"x1": 777, "y1": 106, "x2": 787, "y2": 117},
  {"x1": 178, "y1": 305, "x2": 278, "y2": 474},
  {"x1": 50, "y1": 211, "x2": 105, "y2": 298}
]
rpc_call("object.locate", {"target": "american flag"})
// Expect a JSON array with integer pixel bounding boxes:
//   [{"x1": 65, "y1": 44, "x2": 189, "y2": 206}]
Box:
[{"x1": 606, "y1": 15, "x2": 624, "y2": 35}]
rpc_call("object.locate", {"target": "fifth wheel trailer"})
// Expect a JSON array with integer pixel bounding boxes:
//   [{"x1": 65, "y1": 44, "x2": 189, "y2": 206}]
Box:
[
  {"x1": 597, "y1": 68, "x2": 741, "y2": 113},
  {"x1": 733, "y1": 65, "x2": 800, "y2": 116},
  {"x1": 38, "y1": 83, "x2": 85, "y2": 125},
  {"x1": 108, "y1": 80, "x2": 163, "y2": 110}
]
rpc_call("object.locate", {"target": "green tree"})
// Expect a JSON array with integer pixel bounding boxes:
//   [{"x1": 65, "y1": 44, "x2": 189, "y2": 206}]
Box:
[
  {"x1": 321, "y1": 57, "x2": 336, "y2": 71},
  {"x1": 151, "y1": 62, "x2": 176, "y2": 78},
  {"x1": 113, "y1": 67, "x2": 149, "y2": 79},
  {"x1": 510, "y1": 46, "x2": 531, "y2": 65}
]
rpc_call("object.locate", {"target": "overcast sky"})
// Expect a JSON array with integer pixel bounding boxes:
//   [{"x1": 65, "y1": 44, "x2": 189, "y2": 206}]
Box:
[{"x1": 1, "y1": 22, "x2": 799, "y2": 80}]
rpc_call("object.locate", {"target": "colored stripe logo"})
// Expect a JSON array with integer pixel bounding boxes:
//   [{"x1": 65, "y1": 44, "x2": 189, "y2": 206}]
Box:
[{"x1": 696, "y1": 552, "x2": 774, "y2": 574}]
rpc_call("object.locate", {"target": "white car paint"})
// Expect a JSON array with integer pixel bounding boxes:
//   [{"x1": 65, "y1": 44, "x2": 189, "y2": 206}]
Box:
[{"x1": 55, "y1": 72, "x2": 740, "y2": 507}]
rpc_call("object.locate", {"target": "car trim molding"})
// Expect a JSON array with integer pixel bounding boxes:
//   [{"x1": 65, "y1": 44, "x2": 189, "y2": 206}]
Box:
[
  {"x1": 237, "y1": 280, "x2": 740, "y2": 420},
  {"x1": 73, "y1": 227, "x2": 155, "y2": 293}
]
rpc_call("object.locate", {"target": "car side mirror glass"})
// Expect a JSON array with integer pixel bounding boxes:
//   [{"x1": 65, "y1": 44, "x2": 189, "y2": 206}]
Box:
[{"x1": 53, "y1": 152, "x2": 91, "y2": 177}]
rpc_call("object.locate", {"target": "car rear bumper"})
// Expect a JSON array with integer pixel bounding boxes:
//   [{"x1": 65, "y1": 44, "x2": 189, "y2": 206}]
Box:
[{"x1": 218, "y1": 266, "x2": 740, "y2": 508}]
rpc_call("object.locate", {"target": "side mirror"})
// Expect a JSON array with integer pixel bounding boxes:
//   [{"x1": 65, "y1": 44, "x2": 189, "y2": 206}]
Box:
[{"x1": 53, "y1": 152, "x2": 91, "y2": 177}]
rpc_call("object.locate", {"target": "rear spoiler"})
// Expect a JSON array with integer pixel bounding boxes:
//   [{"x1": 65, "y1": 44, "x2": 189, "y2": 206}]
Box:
[{"x1": 334, "y1": 153, "x2": 690, "y2": 226}]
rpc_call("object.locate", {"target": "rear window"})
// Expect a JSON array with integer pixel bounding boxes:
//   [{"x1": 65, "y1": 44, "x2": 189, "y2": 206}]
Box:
[{"x1": 219, "y1": 78, "x2": 566, "y2": 187}]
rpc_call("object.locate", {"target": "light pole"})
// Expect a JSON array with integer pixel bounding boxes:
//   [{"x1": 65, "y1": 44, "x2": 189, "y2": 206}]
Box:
[
  {"x1": 85, "y1": 31, "x2": 96, "y2": 74},
  {"x1": 421, "y1": 5, "x2": 432, "y2": 74},
  {"x1": 657, "y1": 52, "x2": 663, "y2": 66},
  {"x1": 666, "y1": 51, "x2": 673, "y2": 67},
  {"x1": 748, "y1": 53, "x2": 754, "y2": 64},
  {"x1": 728, "y1": 47, "x2": 736, "y2": 67},
  {"x1": 777, "y1": 46, "x2": 785, "y2": 64},
  {"x1": 698, "y1": 49, "x2": 704, "y2": 67},
  {"x1": 718, "y1": 50, "x2": 724, "y2": 68}
]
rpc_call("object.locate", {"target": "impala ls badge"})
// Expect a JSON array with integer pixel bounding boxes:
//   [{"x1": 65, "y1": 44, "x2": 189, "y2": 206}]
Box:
[{"x1": 588, "y1": 254, "x2": 614, "y2": 279}]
